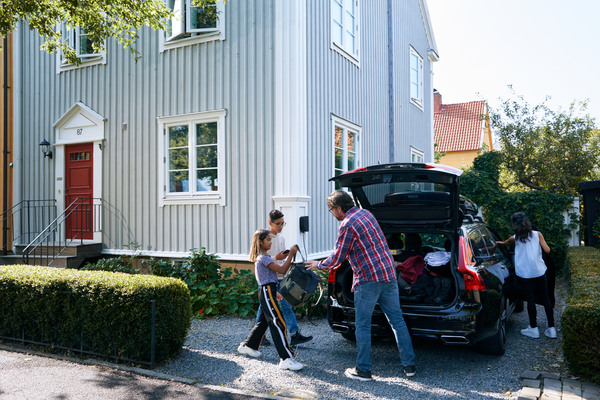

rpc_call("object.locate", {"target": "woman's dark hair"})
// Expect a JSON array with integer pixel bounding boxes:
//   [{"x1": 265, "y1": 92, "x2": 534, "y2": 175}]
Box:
[
  {"x1": 327, "y1": 190, "x2": 355, "y2": 213},
  {"x1": 511, "y1": 212, "x2": 533, "y2": 243}
]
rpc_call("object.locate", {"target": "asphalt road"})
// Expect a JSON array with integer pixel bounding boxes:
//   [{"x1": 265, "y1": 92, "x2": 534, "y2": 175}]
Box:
[{"x1": 0, "y1": 347, "x2": 283, "y2": 400}]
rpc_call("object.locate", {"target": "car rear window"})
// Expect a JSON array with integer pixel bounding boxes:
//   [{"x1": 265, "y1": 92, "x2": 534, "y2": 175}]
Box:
[{"x1": 361, "y1": 181, "x2": 451, "y2": 208}]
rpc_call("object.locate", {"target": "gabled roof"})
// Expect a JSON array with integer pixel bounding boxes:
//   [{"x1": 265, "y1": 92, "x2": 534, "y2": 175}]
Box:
[{"x1": 434, "y1": 100, "x2": 486, "y2": 152}]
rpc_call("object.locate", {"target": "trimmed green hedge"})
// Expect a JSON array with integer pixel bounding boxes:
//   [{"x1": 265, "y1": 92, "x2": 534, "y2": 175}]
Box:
[
  {"x1": 562, "y1": 247, "x2": 600, "y2": 383},
  {"x1": 0, "y1": 265, "x2": 191, "y2": 365}
]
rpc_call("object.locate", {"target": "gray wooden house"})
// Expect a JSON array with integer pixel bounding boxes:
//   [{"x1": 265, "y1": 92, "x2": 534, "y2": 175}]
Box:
[{"x1": 4, "y1": 0, "x2": 438, "y2": 267}]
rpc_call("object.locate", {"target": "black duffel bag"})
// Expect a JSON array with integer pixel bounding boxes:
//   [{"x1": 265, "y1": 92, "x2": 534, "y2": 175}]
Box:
[{"x1": 279, "y1": 263, "x2": 321, "y2": 307}]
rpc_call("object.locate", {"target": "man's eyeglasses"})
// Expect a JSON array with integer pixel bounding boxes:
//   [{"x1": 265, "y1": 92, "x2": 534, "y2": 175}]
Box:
[
  {"x1": 328, "y1": 207, "x2": 336, "y2": 213},
  {"x1": 273, "y1": 221, "x2": 286, "y2": 227}
]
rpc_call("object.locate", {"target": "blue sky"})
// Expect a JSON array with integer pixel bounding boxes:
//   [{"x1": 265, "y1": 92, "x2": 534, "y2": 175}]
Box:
[{"x1": 426, "y1": 0, "x2": 600, "y2": 125}]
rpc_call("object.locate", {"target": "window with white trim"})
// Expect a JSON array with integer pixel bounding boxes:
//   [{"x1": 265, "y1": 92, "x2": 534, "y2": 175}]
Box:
[
  {"x1": 410, "y1": 47, "x2": 424, "y2": 108},
  {"x1": 57, "y1": 25, "x2": 105, "y2": 70},
  {"x1": 159, "y1": 110, "x2": 226, "y2": 205},
  {"x1": 163, "y1": 0, "x2": 224, "y2": 49},
  {"x1": 331, "y1": 0, "x2": 360, "y2": 62},
  {"x1": 333, "y1": 116, "x2": 360, "y2": 190},
  {"x1": 411, "y1": 147, "x2": 424, "y2": 163}
]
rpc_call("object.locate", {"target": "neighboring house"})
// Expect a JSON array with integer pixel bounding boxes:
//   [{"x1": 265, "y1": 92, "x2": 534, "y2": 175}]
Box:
[
  {"x1": 7, "y1": 0, "x2": 438, "y2": 267},
  {"x1": 433, "y1": 90, "x2": 493, "y2": 169}
]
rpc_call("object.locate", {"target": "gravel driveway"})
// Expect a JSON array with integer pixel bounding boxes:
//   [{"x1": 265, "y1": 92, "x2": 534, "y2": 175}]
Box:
[{"x1": 156, "y1": 277, "x2": 569, "y2": 400}]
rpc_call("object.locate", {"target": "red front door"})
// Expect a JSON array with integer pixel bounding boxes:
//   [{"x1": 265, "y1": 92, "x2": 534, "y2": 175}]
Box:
[{"x1": 65, "y1": 143, "x2": 94, "y2": 240}]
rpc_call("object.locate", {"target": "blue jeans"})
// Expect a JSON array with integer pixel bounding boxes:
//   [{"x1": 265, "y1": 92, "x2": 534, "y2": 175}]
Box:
[
  {"x1": 354, "y1": 280, "x2": 416, "y2": 371},
  {"x1": 256, "y1": 280, "x2": 299, "y2": 335}
]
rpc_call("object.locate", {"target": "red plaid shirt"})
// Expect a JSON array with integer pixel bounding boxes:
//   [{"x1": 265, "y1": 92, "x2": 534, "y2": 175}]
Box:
[{"x1": 318, "y1": 206, "x2": 396, "y2": 291}]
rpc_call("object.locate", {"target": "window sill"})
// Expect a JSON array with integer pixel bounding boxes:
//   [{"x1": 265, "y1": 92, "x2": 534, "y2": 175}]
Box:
[
  {"x1": 410, "y1": 98, "x2": 424, "y2": 111},
  {"x1": 161, "y1": 31, "x2": 223, "y2": 52},
  {"x1": 160, "y1": 193, "x2": 225, "y2": 207},
  {"x1": 57, "y1": 56, "x2": 106, "y2": 73},
  {"x1": 330, "y1": 42, "x2": 360, "y2": 68}
]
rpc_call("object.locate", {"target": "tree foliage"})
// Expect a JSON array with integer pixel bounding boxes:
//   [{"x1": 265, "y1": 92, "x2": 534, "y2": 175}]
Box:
[
  {"x1": 0, "y1": 0, "x2": 219, "y2": 65},
  {"x1": 461, "y1": 151, "x2": 575, "y2": 267},
  {"x1": 491, "y1": 92, "x2": 600, "y2": 195}
]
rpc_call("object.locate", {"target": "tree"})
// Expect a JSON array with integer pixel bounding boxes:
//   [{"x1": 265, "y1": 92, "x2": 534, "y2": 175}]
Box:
[
  {"x1": 0, "y1": 0, "x2": 218, "y2": 65},
  {"x1": 491, "y1": 92, "x2": 600, "y2": 196}
]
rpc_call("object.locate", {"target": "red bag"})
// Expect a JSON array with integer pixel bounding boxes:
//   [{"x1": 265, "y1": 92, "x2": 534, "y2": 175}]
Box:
[{"x1": 397, "y1": 255, "x2": 425, "y2": 284}]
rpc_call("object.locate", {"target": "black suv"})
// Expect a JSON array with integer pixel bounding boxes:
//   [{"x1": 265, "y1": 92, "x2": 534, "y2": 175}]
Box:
[{"x1": 326, "y1": 163, "x2": 517, "y2": 355}]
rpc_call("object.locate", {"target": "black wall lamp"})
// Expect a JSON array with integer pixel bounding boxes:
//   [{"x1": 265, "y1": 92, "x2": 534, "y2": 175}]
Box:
[{"x1": 40, "y1": 139, "x2": 53, "y2": 159}]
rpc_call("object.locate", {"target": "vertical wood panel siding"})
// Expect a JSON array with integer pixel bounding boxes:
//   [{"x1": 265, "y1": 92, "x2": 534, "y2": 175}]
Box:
[
  {"x1": 16, "y1": 0, "x2": 432, "y2": 259},
  {"x1": 17, "y1": 0, "x2": 279, "y2": 258}
]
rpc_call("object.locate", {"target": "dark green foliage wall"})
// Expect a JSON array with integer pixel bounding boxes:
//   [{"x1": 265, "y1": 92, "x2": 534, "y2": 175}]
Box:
[
  {"x1": 461, "y1": 152, "x2": 574, "y2": 267},
  {"x1": 561, "y1": 247, "x2": 600, "y2": 383}
]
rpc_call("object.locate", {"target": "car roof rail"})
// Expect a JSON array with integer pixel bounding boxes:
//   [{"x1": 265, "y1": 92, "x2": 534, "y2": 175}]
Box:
[
  {"x1": 463, "y1": 214, "x2": 474, "y2": 223},
  {"x1": 474, "y1": 215, "x2": 484, "y2": 222}
]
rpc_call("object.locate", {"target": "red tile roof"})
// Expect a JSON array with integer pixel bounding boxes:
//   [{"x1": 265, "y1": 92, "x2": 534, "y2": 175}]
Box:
[{"x1": 434, "y1": 100, "x2": 486, "y2": 152}]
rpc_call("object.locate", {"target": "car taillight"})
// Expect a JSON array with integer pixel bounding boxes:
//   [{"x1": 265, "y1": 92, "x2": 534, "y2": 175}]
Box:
[
  {"x1": 328, "y1": 265, "x2": 338, "y2": 283},
  {"x1": 457, "y1": 236, "x2": 486, "y2": 291}
]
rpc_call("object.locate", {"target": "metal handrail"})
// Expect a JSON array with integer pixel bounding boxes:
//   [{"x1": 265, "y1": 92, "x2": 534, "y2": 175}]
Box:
[
  {"x1": 1, "y1": 200, "x2": 57, "y2": 255},
  {"x1": 23, "y1": 198, "x2": 102, "y2": 266}
]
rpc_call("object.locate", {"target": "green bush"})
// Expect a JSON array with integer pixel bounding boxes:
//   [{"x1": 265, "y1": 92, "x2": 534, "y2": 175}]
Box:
[
  {"x1": 0, "y1": 265, "x2": 191, "y2": 365},
  {"x1": 561, "y1": 247, "x2": 600, "y2": 383},
  {"x1": 461, "y1": 151, "x2": 574, "y2": 268},
  {"x1": 145, "y1": 248, "x2": 259, "y2": 319},
  {"x1": 81, "y1": 256, "x2": 139, "y2": 274},
  {"x1": 592, "y1": 217, "x2": 600, "y2": 249}
]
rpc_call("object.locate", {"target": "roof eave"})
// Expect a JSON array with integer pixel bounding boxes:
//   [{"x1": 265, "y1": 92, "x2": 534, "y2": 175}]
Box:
[{"x1": 420, "y1": 0, "x2": 439, "y2": 62}]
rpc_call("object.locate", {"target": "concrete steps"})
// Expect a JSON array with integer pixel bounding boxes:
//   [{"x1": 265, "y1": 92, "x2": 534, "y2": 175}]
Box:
[{"x1": 0, "y1": 243, "x2": 102, "y2": 268}]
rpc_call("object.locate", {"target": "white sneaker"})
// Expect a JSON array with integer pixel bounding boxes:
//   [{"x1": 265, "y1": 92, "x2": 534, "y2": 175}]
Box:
[
  {"x1": 520, "y1": 326, "x2": 540, "y2": 338},
  {"x1": 237, "y1": 343, "x2": 261, "y2": 358},
  {"x1": 279, "y1": 357, "x2": 304, "y2": 371},
  {"x1": 545, "y1": 327, "x2": 557, "y2": 339}
]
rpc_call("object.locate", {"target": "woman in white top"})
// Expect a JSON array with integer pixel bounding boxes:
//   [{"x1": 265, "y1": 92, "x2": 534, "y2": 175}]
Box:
[{"x1": 496, "y1": 212, "x2": 556, "y2": 339}]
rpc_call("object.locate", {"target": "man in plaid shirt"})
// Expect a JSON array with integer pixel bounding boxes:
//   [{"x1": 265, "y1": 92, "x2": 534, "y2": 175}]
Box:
[{"x1": 307, "y1": 190, "x2": 416, "y2": 381}]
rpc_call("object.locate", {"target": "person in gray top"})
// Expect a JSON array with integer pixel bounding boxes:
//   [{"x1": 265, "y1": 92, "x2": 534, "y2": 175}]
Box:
[{"x1": 237, "y1": 229, "x2": 304, "y2": 371}]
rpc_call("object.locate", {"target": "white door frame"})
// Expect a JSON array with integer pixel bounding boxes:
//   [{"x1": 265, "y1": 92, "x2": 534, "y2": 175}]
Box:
[{"x1": 53, "y1": 102, "x2": 106, "y2": 242}]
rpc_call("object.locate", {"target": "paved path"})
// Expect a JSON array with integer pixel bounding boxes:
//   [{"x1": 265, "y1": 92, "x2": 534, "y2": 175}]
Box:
[{"x1": 518, "y1": 370, "x2": 600, "y2": 400}]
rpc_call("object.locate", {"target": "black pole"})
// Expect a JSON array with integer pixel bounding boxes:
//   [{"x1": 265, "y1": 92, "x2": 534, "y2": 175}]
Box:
[{"x1": 2, "y1": 35, "x2": 9, "y2": 255}]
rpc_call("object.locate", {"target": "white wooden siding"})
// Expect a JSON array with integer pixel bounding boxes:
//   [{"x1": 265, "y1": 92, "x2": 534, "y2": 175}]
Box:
[{"x1": 13, "y1": 0, "x2": 435, "y2": 261}]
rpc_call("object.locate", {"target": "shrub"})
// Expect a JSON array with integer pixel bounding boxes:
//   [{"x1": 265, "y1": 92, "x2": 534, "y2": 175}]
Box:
[
  {"x1": 561, "y1": 247, "x2": 600, "y2": 384},
  {"x1": 145, "y1": 248, "x2": 259, "y2": 318},
  {"x1": 461, "y1": 151, "x2": 575, "y2": 268},
  {"x1": 81, "y1": 256, "x2": 139, "y2": 274},
  {"x1": 592, "y1": 217, "x2": 600, "y2": 248},
  {"x1": 0, "y1": 265, "x2": 191, "y2": 365}
]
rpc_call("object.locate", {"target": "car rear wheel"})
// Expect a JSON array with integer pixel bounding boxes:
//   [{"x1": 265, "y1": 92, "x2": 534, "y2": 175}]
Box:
[
  {"x1": 478, "y1": 297, "x2": 508, "y2": 356},
  {"x1": 341, "y1": 331, "x2": 356, "y2": 341}
]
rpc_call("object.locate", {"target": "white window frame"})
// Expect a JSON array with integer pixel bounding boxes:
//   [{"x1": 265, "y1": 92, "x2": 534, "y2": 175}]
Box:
[
  {"x1": 161, "y1": 0, "x2": 225, "y2": 52},
  {"x1": 332, "y1": 115, "x2": 361, "y2": 190},
  {"x1": 411, "y1": 146, "x2": 424, "y2": 163},
  {"x1": 56, "y1": 25, "x2": 106, "y2": 73},
  {"x1": 158, "y1": 109, "x2": 227, "y2": 206},
  {"x1": 330, "y1": 0, "x2": 360, "y2": 65},
  {"x1": 410, "y1": 46, "x2": 424, "y2": 110}
]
